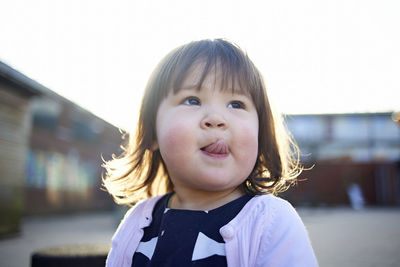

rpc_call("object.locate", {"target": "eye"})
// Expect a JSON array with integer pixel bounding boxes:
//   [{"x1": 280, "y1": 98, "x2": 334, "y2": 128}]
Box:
[
  {"x1": 228, "y1": 100, "x2": 245, "y2": 109},
  {"x1": 183, "y1": 96, "x2": 201, "y2": 106}
]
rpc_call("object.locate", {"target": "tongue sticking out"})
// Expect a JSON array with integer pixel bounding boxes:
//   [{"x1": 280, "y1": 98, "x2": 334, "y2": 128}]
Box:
[{"x1": 202, "y1": 139, "x2": 229, "y2": 154}]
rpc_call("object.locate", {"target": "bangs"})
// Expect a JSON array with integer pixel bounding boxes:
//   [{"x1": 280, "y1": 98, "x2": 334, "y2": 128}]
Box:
[{"x1": 162, "y1": 39, "x2": 264, "y2": 102}]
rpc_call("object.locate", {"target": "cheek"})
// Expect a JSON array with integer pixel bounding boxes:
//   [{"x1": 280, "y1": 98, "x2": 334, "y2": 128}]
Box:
[
  {"x1": 157, "y1": 120, "x2": 194, "y2": 160},
  {"x1": 235, "y1": 121, "x2": 259, "y2": 165}
]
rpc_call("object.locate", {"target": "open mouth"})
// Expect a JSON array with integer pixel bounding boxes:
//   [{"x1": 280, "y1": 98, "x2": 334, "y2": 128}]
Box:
[{"x1": 200, "y1": 139, "x2": 229, "y2": 157}]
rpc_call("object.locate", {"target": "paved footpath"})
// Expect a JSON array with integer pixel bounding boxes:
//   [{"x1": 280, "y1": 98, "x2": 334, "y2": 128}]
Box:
[
  {"x1": 0, "y1": 207, "x2": 399, "y2": 267},
  {"x1": 300, "y1": 207, "x2": 400, "y2": 267}
]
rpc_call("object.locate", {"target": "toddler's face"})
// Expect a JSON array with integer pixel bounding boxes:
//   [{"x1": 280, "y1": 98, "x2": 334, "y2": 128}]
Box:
[{"x1": 154, "y1": 64, "x2": 259, "y2": 197}]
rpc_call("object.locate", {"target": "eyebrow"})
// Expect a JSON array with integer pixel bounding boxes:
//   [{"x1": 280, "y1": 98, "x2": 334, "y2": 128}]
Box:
[
  {"x1": 176, "y1": 84, "x2": 252, "y2": 98},
  {"x1": 178, "y1": 84, "x2": 199, "y2": 90}
]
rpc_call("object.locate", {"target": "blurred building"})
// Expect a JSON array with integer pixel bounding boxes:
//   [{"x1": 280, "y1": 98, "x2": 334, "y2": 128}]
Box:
[
  {"x1": 0, "y1": 62, "x2": 41, "y2": 235},
  {"x1": 285, "y1": 113, "x2": 400, "y2": 206},
  {"x1": 0, "y1": 61, "x2": 122, "y2": 235}
]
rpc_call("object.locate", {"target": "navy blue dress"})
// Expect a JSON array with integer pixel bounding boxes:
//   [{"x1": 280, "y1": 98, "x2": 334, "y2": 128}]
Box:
[{"x1": 131, "y1": 193, "x2": 252, "y2": 266}]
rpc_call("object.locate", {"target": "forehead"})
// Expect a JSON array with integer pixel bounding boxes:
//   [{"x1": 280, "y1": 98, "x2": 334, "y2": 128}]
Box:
[{"x1": 172, "y1": 59, "x2": 252, "y2": 97}]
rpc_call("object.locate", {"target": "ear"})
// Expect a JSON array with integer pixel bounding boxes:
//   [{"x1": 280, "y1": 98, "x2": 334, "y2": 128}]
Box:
[{"x1": 150, "y1": 141, "x2": 159, "y2": 151}]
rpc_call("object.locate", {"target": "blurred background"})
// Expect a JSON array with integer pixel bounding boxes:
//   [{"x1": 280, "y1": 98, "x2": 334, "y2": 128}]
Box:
[{"x1": 0, "y1": 0, "x2": 399, "y2": 266}]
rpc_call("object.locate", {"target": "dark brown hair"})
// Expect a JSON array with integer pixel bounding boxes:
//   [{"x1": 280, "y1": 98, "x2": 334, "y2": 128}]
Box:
[{"x1": 103, "y1": 39, "x2": 302, "y2": 205}]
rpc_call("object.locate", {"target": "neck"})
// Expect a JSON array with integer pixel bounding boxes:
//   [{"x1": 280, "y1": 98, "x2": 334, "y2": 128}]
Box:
[{"x1": 169, "y1": 186, "x2": 245, "y2": 211}]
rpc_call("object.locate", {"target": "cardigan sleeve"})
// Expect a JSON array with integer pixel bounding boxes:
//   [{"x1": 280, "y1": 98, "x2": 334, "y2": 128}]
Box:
[
  {"x1": 256, "y1": 198, "x2": 318, "y2": 267},
  {"x1": 106, "y1": 196, "x2": 163, "y2": 267},
  {"x1": 106, "y1": 204, "x2": 140, "y2": 267}
]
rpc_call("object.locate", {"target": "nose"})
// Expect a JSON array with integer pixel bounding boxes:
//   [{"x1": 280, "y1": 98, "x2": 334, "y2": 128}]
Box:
[{"x1": 200, "y1": 113, "x2": 228, "y2": 130}]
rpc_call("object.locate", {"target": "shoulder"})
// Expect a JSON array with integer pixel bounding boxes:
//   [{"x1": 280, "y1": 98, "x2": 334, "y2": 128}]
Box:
[
  {"x1": 125, "y1": 195, "x2": 163, "y2": 220},
  {"x1": 257, "y1": 194, "x2": 302, "y2": 225},
  {"x1": 252, "y1": 195, "x2": 318, "y2": 266},
  {"x1": 251, "y1": 193, "x2": 293, "y2": 210},
  {"x1": 222, "y1": 194, "x2": 317, "y2": 266},
  {"x1": 229, "y1": 194, "x2": 298, "y2": 227},
  {"x1": 241, "y1": 194, "x2": 307, "y2": 239},
  {"x1": 255, "y1": 195, "x2": 307, "y2": 240},
  {"x1": 112, "y1": 195, "x2": 164, "y2": 241},
  {"x1": 107, "y1": 195, "x2": 166, "y2": 266},
  {"x1": 223, "y1": 194, "x2": 302, "y2": 243}
]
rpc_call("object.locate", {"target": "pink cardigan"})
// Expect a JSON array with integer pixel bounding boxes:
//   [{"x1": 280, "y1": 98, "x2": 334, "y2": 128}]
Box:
[{"x1": 106, "y1": 194, "x2": 318, "y2": 267}]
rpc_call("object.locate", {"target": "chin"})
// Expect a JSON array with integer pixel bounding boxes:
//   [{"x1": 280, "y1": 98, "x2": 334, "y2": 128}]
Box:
[{"x1": 195, "y1": 176, "x2": 243, "y2": 191}]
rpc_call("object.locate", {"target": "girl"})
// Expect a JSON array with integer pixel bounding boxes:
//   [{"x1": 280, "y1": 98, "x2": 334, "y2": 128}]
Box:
[{"x1": 103, "y1": 39, "x2": 318, "y2": 267}]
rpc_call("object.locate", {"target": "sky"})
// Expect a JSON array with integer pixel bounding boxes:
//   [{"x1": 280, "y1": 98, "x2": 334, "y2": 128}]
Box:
[{"x1": 1, "y1": 0, "x2": 399, "y2": 130}]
